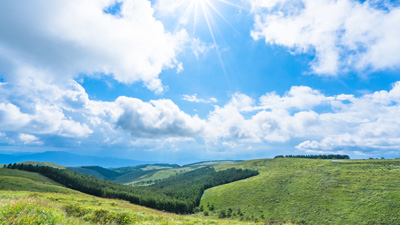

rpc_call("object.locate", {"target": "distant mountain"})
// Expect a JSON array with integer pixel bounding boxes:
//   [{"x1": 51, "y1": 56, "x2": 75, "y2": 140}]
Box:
[
  {"x1": 67, "y1": 166, "x2": 122, "y2": 180},
  {"x1": 112, "y1": 163, "x2": 180, "y2": 174},
  {"x1": 0, "y1": 151, "x2": 151, "y2": 168}
]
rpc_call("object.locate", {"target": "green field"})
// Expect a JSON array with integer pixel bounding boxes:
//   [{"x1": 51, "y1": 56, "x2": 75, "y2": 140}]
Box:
[
  {"x1": 0, "y1": 168, "x2": 262, "y2": 225},
  {"x1": 0, "y1": 169, "x2": 76, "y2": 194},
  {"x1": 200, "y1": 158, "x2": 400, "y2": 224}
]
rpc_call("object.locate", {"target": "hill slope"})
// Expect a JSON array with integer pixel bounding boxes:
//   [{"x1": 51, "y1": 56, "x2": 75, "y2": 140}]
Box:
[
  {"x1": 0, "y1": 169, "x2": 78, "y2": 194},
  {"x1": 200, "y1": 158, "x2": 400, "y2": 224},
  {"x1": 0, "y1": 168, "x2": 261, "y2": 225}
]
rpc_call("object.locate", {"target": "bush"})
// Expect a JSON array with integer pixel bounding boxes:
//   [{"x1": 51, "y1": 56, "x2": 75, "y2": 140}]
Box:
[{"x1": 218, "y1": 210, "x2": 226, "y2": 218}]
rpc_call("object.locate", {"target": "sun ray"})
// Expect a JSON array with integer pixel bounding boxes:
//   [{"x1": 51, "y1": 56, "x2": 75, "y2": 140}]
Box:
[
  {"x1": 215, "y1": 0, "x2": 243, "y2": 9},
  {"x1": 193, "y1": 0, "x2": 199, "y2": 35},
  {"x1": 172, "y1": 0, "x2": 195, "y2": 33},
  {"x1": 204, "y1": 0, "x2": 242, "y2": 36},
  {"x1": 199, "y1": 0, "x2": 231, "y2": 89}
]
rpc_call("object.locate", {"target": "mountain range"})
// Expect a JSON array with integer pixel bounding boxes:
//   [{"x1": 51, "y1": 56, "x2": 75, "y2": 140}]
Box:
[{"x1": 0, "y1": 151, "x2": 150, "y2": 168}]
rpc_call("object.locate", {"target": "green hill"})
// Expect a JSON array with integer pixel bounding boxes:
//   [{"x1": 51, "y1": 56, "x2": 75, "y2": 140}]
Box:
[
  {"x1": 0, "y1": 169, "x2": 77, "y2": 194},
  {"x1": 4, "y1": 158, "x2": 400, "y2": 224},
  {"x1": 200, "y1": 158, "x2": 400, "y2": 224},
  {"x1": 67, "y1": 166, "x2": 121, "y2": 180},
  {"x1": 19, "y1": 161, "x2": 67, "y2": 169},
  {"x1": 0, "y1": 168, "x2": 261, "y2": 225}
]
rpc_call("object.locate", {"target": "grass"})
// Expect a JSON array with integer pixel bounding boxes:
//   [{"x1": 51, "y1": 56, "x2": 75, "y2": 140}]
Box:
[
  {"x1": 200, "y1": 158, "x2": 400, "y2": 224},
  {"x1": 0, "y1": 191, "x2": 266, "y2": 224},
  {"x1": 5, "y1": 158, "x2": 400, "y2": 224},
  {"x1": 0, "y1": 168, "x2": 264, "y2": 225},
  {"x1": 0, "y1": 169, "x2": 77, "y2": 194}
]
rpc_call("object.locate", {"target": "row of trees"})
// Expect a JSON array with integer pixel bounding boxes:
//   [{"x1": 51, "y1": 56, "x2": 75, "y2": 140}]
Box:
[
  {"x1": 5, "y1": 163, "x2": 258, "y2": 214},
  {"x1": 274, "y1": 154, "x2": 350, "y2": 159}
]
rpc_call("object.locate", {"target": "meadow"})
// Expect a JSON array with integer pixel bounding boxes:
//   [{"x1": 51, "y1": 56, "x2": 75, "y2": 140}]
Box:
[
  {"x1": 201, "y1": 158, "x2": 400, "y2": 224},
  {"x1": 0, "y1": 168, "x2": 263, "y2": 225},
  {"x1": 2, "y1": 158, "x2": 400, "y2": 224}
]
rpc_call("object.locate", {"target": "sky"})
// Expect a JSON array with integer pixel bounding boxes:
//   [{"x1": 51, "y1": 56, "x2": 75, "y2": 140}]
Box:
[{"x1": 0, "y1": 0, "x2": 400, "y2": 164}]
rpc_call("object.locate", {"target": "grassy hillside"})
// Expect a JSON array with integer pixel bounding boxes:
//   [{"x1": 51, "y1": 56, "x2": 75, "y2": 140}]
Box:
[
  {"x1": 0, "y1": 168, "x2": 262, "y2": 225},
  {"x1": 0, "y1": 191, "x2": 265, "y2": 225},
  {"x1": 200, "y1": 158, "x2": 400, "y2": 224},
  {"x1": 0, "y1": 169, "x2": 77, "y2": 194}
]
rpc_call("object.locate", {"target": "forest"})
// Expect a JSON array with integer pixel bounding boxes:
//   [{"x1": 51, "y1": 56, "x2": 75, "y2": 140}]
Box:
[
  {"x1": 274, "y1": 154, "x2": 350, "y2": 159},
  {"x1": 4, "y1": 163, "x2": 258, "y2": 214}
]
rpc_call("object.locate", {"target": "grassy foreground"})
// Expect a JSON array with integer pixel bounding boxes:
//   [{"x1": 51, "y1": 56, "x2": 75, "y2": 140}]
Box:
[
  {"x1": 0, "y1": 168, "x2": 263, "y2": 225},
  {"x1": 201, "y1": 158, "x2": 400, "y2": 224}
]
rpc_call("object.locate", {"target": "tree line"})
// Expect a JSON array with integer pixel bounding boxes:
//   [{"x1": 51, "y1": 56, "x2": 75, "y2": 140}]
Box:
[
  {"x1": 4, "y1": 163, "x2": 258, "y2": 214},
  {"x1": 274, "y1": 154, "x2": 350, "y2": 159}
]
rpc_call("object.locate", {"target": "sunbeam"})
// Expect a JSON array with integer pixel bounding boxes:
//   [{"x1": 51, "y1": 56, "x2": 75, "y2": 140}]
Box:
[
  {"x1": 171, "y1": 0, "x2": 239, "y2": 89},
  {"x1": 199, "y1": 0, "x2": 232, "y2": 89}
]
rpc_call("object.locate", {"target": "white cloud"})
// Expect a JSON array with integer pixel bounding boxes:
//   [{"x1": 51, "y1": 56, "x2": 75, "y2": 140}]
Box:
[
  {"x1": 250, "y1": 0, "x2": 400, "y2": 75},
  {"x1": 1, "y1": 73, "x2": 400, "y2": 156},
  {"x1": 258, "y1": 86, "x2": 326, "y2": 110},
  {"x1": 0, "y1": 78, "x2": 94, "y2": 138},
  {"x1": 206, "y1": 93, "x2": 258, "y2": 142},
  {"x1": 18, "y1": 133, "x2": 43, "y2": 145},
  {"x1": 0, "y1": 0, "x2": 188, "y2": 93},
  {"x1": 182, "y1": 94, "x2": 218, "y2": 103},
  {"x1": 116, "y1": 97, "x2": 205, "y2": 138},
  {"x1": 203, "y1": 82, "x2": 400, "y2": 155}
]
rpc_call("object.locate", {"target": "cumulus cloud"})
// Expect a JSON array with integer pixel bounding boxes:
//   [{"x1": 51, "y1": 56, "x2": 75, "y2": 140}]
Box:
[
  {"x1": 182, "y1": 94, "x2": 218, "y2": 103},
  {"x1": 18, "y1": 133, "x2": 43, "y2": 145},
  {"x1": 0, "y1": 77, "x2": 208, "y2": 146},
  {"x1": 116, "y1": 97, "x2": 205, "y2": 138},
  {"x1": 1, "y1": 73, "x2": 400, "y2": 156},
  {"x1": 296, "y1": 82, "x2": 400, "y2": 152},
  {"x1": 0, "y1": 0, "x2": 187, "y2": 93},
  {"x1": 258, "y1": 86, "x2": 327, "y2": 110},
  {"x1": 250, "y1": 0, "x2": 400, "y2": 75},
  {"x1": 0, "y1": 80, "x2": 93, "y2": 138},
  {"x1": 203, "y1": 82, "x2": 400, "y2": 155},
  {"x1": 206, "y1": 93, "x2": 258, "y2": 141}
]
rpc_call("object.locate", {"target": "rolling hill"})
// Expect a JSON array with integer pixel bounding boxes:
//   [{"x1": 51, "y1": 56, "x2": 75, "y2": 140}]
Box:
[
  {"x1": 0, "y1": 168, "x2": 76, "y2": 194},
  {"x1": 200, "y1": 158, "x2": 400, "y2": 224},
  {"x1": 0, "y1": 168, "x2": 261, "y2": 225},
  {"x1": 3, "y1": 158, "x2": 400, "y2": 224},
  {"x1": 63, "y1": 160, "x2": 238, "y2": 186}
]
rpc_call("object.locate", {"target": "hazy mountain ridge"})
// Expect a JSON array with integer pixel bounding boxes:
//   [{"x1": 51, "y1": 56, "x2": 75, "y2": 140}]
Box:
[{"x1": 0, "y1": 151, "x2": 151, "y2": 167}]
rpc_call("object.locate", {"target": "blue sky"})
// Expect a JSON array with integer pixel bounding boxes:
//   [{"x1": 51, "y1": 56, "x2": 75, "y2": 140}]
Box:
[{"x1": 0, "y1": 0, "x2": 400, "y2": 164}]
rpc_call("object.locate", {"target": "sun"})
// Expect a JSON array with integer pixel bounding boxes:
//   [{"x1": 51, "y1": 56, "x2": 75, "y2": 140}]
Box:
[{"x1": 174, "y1": 0, "x2": 239, "y2": 35}]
